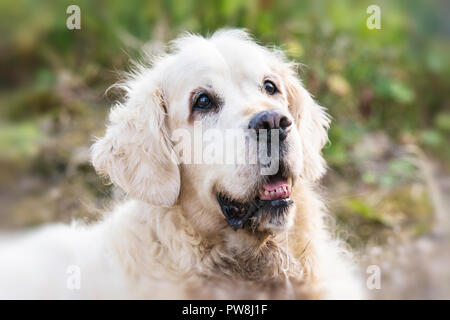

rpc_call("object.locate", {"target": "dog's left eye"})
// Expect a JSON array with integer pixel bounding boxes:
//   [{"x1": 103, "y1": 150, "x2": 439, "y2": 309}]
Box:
[
  {"x1": 194, "y1": 94, "x2": 213, "y2": 109},
  {"x1": 263, "y1": 80, "x2": 278, "y2": 95}
]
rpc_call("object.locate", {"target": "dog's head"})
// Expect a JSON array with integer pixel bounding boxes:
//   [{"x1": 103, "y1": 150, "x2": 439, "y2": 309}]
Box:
[{"x1": 92, "y1": 30, "x2": 329, "y2": 235}]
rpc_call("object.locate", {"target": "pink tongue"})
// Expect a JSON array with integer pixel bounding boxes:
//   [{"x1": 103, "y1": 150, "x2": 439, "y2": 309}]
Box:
[
  {"x1": 262, "y1": 179, "x2": 289, "y2": 191},
  {"x1": 259, "y1": 178, "x2": 291, "y2": 201}
]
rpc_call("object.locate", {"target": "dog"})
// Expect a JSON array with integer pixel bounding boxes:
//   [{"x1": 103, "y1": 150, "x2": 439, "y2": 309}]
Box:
[{"x1": 0, "y1": 29, "x2": 363, "y2": 299}]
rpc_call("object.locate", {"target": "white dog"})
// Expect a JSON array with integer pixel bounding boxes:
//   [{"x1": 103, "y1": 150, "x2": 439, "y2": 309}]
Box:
[{"x1": 0, "y1": 29, "x2": 363, "y2": 299}]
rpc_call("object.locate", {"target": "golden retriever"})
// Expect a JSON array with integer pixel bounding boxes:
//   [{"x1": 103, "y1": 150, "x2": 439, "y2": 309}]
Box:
[{"x1": 0, "y1": 29, "x2": 363, "y2": 299}]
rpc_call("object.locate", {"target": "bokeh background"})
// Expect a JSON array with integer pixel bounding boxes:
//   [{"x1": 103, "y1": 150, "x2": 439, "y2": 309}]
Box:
[{"x1": 0, "y1": 0, "x2": 449, "y2": 299}]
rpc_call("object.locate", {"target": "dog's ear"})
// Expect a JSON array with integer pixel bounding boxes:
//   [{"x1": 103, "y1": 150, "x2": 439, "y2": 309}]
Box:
[
  {"x1": 284, "y1": 69, "x2": 330, "y2": 181},
  {"x1": 91, "y1": 73, "x2": 180, "y2": 206}
]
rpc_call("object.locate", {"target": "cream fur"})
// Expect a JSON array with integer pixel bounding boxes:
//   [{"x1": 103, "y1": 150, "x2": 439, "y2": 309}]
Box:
[{"x1": 0, "y1": 29, "x2": 364, "y2": 299}]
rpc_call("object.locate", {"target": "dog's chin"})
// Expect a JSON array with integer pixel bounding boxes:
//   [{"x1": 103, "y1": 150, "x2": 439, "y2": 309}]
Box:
[
  {"x1": 249, "y1": 199, "x2": 295, "y2": 233},
  {"x1": 217, "y1": 194, "x2": 294, "y2": 233}
]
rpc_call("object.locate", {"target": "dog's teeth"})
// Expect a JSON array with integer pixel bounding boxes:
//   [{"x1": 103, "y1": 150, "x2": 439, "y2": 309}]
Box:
[
  {"x1": 264, "y1": 191, "x2": 269, "y2": 195},
  {"x1": 270, "y1": 191, "x2": 275, "y2": 196}
]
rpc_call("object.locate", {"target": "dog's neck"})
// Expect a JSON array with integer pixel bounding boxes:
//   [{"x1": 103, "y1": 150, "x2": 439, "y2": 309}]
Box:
[
  {"x1": 206, "y1": 230, "x2": 301, "y2": 281},
  {"x1": 175, "y1": 189, "x2": 303, "y2": 281},
  {"x1": 111, "y1": 200, "x2": 301, "y2": 283},
  {"x1": 108, "y1": 180, "x2": 327, "y2": 286}
]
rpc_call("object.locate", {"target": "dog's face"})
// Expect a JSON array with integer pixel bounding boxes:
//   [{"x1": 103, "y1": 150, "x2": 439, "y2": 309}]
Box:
[{"x1": 92, "y1": 30, "x2": 329, "y2": 236}]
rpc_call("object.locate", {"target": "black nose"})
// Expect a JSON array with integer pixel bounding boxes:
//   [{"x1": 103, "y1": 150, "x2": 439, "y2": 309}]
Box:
[{"x1": 248, "y1": 110, "x2": 292, "y2": 140}]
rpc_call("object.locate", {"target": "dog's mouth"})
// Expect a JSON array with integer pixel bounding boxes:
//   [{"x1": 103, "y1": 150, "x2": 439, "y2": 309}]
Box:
[{"x1": 217, "y1": 175, "x2": 294, "y2": 231}]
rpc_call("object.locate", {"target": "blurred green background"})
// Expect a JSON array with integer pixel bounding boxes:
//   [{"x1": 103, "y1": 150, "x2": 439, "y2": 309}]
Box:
[{"x1": 0, "y1": 0, "x2": 449, "y2": 298}]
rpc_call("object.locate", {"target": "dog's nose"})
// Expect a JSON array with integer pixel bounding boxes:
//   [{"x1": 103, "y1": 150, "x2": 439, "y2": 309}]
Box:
[{"x1": 248, "y1": 110, "x2": 292, "y2": 140}]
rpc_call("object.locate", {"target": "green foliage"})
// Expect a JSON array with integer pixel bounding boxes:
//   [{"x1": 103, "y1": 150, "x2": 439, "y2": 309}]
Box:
[{"x1": 0, "y1": 122, "x2": 41, "y2": 160}]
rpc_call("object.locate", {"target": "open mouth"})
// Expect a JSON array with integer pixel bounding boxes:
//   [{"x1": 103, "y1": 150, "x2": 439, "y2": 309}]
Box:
[{"x1": 217, "y1": 176, "x2": 294, "y2": 231}]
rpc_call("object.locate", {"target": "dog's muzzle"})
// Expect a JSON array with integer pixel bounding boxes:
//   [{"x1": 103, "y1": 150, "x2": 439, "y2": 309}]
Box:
[
  {"x1": 217, "y1": 171, "x2": 294, "y2": 231},
  {"x1": 217, "y1": 195, "x2": 293, "y2": 231}
]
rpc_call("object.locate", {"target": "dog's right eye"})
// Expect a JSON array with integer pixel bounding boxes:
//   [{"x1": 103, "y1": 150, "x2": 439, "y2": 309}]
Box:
[
  {"x1": 263, "y1": 80, "x2": 278, "y2": 95},
  {"x1": 194, "y1": 94, "x2": 213, "y2": 110}
]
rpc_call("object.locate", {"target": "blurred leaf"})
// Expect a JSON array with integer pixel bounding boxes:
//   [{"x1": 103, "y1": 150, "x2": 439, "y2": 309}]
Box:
[
  {"x1": 389, "y1": 81, "x2": 415, "y2": 104},
  {"x1": 380, "y1": 174, "x2": 396, "y2": 187},
  {"x1": 426, "y1": 47, "x2": 448, "y2": 73},
  {"x1": 327, "y1": 58, "x2": 343, "y2": 72},
  {"x1": 0, "y1": 122, "x2": 41, "y2": 160},
  {"x1": 362, "y1": 171, "x2": 377, "y2": 184},
  {"x1": 346, "y1": 199, "x2": 375, "y2": 218},
  {"x1": 375, "y1": 78, "x2": 415, "y2": 104},
  {"x1": 419, "y1": 129, "x2": 443, "y2": 147},
  {"x1": 344, "y1": 198, "x2": 392, "y2": 225},
  {"x1": 389, "y1": 158, "x2": 415, "y2": 177},
  {"x1": 327, "y1": 74, "x2": 350, "y2": 96},
  {"x1": 286, "y1": 40, "x2": 304, "y2": 58},
  {"x1": 35, "y1": 68, "x2": 55, "y2": 90},
  {"x1": 435, "y1": 112, "x2": 450, "y2": 131}
]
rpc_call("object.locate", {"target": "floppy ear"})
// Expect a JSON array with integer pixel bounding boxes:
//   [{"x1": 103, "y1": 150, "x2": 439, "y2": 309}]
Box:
[
  {"x1": 91, "y1": 74, "x2": 180, "y2": 207},
  {"x1": 284, "y1": 69, "x2": 331, "y2": 182}
]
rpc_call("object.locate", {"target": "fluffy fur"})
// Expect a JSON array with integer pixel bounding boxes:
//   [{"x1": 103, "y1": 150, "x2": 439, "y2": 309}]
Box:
[{"x1": 0, "y1": 29, "x2": 364, "y2": 299}]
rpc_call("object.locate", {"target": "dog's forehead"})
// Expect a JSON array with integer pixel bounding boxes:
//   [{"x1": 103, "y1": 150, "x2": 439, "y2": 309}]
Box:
[
  {"x1": 163, "y1": 38, "x2": 275, "y2": 100},
  {"x1": 211, "y1": 37, "x2": 275, "y2": 78}
]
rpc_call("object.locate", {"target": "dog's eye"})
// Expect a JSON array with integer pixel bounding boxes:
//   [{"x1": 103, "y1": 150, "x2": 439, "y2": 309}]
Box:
[
  {"x1": 194, "y1": 94, "x2": 213, "y2": 109},
  {"x1": 263, "y1": 80, "x2": 278, "y2": 95}
]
